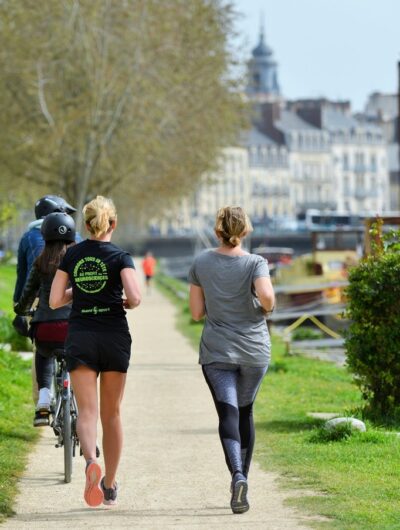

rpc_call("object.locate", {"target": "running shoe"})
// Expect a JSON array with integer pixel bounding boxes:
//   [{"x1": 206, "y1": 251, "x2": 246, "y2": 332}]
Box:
[
  {"x1": 101, "y1": 477, "x2": 118, "y2": 506},
  {"x1": 84, "y1": 461, "x2": 104, "y2": 507},
  {"x1": 230, "y1": 472, "x2": 249, "y2": 514}
]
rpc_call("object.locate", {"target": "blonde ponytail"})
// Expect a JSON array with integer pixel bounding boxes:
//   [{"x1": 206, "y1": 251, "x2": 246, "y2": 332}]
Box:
[
  {"x1": 214, "y1": 206, "x2": 253, "y2": 247},
  {"x1": 83, "y1": 196, "x2": 117, "y2": 237}
]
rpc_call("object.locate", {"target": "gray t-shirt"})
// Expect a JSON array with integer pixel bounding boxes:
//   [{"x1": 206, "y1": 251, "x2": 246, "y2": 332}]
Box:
[{"x1": 188, "y1": 250, "x2": 271, "y2": 367}]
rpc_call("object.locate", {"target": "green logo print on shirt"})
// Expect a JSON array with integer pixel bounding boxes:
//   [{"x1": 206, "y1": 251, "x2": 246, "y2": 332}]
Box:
[{"x1": 73, "y1": 256, "x2": 109, "y2": 294}]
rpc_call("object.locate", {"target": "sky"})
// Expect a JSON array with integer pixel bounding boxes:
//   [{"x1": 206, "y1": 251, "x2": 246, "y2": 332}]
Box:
[{"x1": 233, "y1": 0, "x2": 400, "y2": 112}]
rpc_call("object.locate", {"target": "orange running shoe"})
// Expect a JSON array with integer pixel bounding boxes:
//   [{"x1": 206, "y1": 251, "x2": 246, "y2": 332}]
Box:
[{"x1": 84, "y1": 461, "x2": 104, "y2": 507}]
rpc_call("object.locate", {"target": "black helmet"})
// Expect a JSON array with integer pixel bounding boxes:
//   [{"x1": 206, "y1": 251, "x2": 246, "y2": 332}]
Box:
[
  {"x1": 41, "y1": 212, "x2": 76, "y2": 242},
  {"x1": 34, "y1": 195, "x2": 77, "y2": 219}
]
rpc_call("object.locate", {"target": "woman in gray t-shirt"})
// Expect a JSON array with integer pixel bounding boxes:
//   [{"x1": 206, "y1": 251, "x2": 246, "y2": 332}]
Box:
[{"x1": 188, "y1": 206, "x2": 275, "y2": 514}]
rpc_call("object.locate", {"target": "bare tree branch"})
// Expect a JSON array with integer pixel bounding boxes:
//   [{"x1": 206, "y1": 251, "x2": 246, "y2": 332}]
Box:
[{"x1": 36, "y1": 62, "x2": 55, "y2": 127}]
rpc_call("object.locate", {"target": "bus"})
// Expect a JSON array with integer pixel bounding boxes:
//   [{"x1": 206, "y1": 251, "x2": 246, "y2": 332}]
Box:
[{"x1": 296, "y1": 209, "x2": 360, "y2": 231}]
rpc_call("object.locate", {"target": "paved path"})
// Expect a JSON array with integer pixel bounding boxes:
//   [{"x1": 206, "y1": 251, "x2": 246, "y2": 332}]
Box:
[{"x1": 4, "y1": 279, "x2": 318, "y2": 529}]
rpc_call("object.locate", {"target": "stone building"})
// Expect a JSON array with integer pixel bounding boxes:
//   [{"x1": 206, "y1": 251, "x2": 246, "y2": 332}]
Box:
[
  {"x1": 287, "y1": 99, "x2": 389, "y2": 214},
  {"x1": 363, "y1": 92, "x2": 399, "y2": 210},
  {"x1": 150, "y1": 27, "x2": 393, "y2": 235}
]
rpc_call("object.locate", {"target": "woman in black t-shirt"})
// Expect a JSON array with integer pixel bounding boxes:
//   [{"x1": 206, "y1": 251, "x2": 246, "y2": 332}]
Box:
[{"x1": 50, "y1": 196, "x2": 141, "y2": 508}]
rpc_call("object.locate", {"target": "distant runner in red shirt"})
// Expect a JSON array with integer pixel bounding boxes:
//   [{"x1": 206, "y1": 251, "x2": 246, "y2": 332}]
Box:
[{"x1": 142, "y1": 251, "x2": 157, "y2": 293}]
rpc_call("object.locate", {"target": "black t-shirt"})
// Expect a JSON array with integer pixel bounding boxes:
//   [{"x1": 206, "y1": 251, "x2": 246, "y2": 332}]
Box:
[{"x1": 59, "y1": 239, "x2": 135, "y2": 331}]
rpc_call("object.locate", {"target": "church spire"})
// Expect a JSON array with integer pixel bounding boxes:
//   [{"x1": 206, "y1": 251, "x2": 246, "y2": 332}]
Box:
[{"x1": 246, "y1": 18, "x2": 281, "y2": 99}]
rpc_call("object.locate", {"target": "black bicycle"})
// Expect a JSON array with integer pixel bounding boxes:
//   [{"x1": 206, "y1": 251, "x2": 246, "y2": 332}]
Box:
[{"x1": 50, "y1": 348, "x2": 79, "y2": 483}]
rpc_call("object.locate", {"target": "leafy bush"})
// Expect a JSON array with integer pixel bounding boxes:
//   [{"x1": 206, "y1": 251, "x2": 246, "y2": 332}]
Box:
[
  {"x1": 345, "y1": 227, "x2": 400, "y2": 420},
  {"x1": 268, "y1": 360, "x2": 288, "y2": 373},
  {"x1": 291, "y1": 327, "x2": 323, "y2": 341}
]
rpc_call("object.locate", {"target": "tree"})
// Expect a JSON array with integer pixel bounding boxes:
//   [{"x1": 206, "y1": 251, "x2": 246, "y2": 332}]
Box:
[
  {"x1": 345, "y1": 225, "x2": 400, "y2": 420},
  {"x1": 0, "y1": 0, "x2": 245, "y2": 228}
]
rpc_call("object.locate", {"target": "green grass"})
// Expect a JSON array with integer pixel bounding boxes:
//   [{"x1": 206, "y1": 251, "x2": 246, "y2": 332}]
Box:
[
  {"x1": 0, "y1": 264, "x2": 38, "y2": 522},
  {"x1": 0, "y1": 350, "x2": 38, "y2": 522},
  {"x1": 156, "y1": 273, "x2": 400, "y2": 530},
  {"x1": 0, "y1": 264, "x2": 32, "y2": 351},
  {"x1": 0, "y1": 264, "x2": 16, "y2": 314}
]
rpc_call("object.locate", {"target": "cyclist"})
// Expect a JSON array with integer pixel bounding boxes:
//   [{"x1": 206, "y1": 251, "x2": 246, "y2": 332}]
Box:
[
  {"x1": 13, "y1": 195, "x2": 77, "y2": 304},
  {"x1": 13, "y1": 195, "x2": 78, "y2": 403},
  {"x1": 188, "y1": 206, "x2": 275, "y2": 514},
  {"x1": 50, "y1": 195, "x2": 141, "y2": 508},
  {"x1": 14, "y1": 212, "x2": 76, "y2": 426}
]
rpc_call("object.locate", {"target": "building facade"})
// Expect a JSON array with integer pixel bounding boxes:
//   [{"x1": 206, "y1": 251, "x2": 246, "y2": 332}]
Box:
[
  {"x1": 363, "y1": 92, "x2": 399, "y2": 210},
  {"x1": 150, "y1": 29, "x2": 393, "y2": 235},
  {"x1": 287, "y1": 99, "x2": 390, "y2": 214}
]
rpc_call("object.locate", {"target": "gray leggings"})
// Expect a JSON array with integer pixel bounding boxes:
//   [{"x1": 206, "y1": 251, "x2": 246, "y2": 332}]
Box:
[{"x1": 202, "y1": 362, "x2": 268, "y2": 477}]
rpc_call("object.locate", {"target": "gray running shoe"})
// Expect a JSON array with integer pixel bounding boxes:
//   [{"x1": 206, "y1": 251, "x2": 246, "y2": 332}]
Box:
[
  {"x1": 101, "y1": 477, "x2": 118, "y2": 506},
  {"x1": 230, "y1": 472, "x2": 249, "y2": 514}
]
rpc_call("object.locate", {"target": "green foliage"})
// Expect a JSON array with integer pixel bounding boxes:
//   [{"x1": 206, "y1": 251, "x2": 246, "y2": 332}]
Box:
[
  {"x1": 345, "y1": 227, "x2": 400, "y2": 420},
  {"x1": 0, "y1": 0, "x2": 246, "y2": 228},
  {"x1": 291, "y1": 326, "x2": 323, "y2": 341},
  {"x1": 267, "y1": 360, "x2": 288, "y2": 373}
]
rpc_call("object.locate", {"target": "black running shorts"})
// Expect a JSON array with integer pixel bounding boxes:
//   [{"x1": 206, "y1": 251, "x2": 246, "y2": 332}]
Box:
[{"x1": 65, "y1": 329, "x2": 132, "y2": 374}]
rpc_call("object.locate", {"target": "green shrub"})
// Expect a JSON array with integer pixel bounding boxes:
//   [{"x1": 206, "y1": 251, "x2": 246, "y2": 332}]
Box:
[
  {"x1": 345, "y1": 228, "x2": 400, "y2": 420},
  {"x1": 291, "y1": 326, "x2": 323, "y2": 341},
  {"x1": 268, "y1": 360, "x2": 288, "y2": 373}
]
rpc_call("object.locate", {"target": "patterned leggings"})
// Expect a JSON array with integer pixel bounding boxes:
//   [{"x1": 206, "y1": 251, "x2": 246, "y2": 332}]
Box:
[{"x1": 202, "y1": 362, "x2": 268, "y2": 477}]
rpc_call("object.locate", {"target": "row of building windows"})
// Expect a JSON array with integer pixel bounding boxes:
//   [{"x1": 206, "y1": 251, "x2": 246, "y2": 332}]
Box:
[
  {"x1": 249, "y1": 147, "x2": 288, "y2": 167},
  {"x1": 333, "y1": 130, "x2": 383, "y2": 144},
  {"x1": 342, "y1": 152, "x2": 385, "y2": 171},
  {"x1": 287, "y1": 130, "x2": 384, "y2": 152},
  {"x1": 288, "y1": 133, "x2": 328, "y2": 151}
]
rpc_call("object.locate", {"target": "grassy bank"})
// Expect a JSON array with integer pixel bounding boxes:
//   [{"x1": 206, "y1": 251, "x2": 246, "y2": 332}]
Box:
[
  {"x1": 0, "y1": 264, "x2": 38, "y2": 522},
  {"x1": 0, "y1": 350, "x2": 38, "y2": 521},
  {"x1": 0, "y1": 264, "x2": 16, "y2": 313},
  {"x1": 156, "y1": 273, "x2": 400, "y2": 530}
]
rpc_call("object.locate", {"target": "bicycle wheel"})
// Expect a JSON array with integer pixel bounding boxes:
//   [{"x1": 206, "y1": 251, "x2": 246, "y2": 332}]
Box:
[{"x1": 63, "y1": 393, "x2": 73, "y2": 483}]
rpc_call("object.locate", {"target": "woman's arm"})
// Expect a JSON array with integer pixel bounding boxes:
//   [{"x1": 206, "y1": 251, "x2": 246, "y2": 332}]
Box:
[
  {"x1": 14, "y1": 265, "x2": 40, "y2": 315},
  {"x1": 121, "y1": 268, "x2": 141, "y2": 309},
  {"x1": 253, "y1": 276, "x2": 275, "y2": 313},
  {"x1": 49, "y1": 270, "x2": 73, "y2": 309},
  {"x1": 189, "y1": 284, "x2": 205, "y2": 321}
]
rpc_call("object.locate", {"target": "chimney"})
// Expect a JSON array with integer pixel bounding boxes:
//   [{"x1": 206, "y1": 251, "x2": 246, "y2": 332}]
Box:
[
  {"x1": 257, "y1": 102, "x2": 284, "y2": 144},
  {"x1": 296, "y1": 106, "x2": 323, "y2": 129}
]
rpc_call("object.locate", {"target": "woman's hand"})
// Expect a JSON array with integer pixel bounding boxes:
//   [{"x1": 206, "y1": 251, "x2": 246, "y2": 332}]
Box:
[
  {"x1": 121, "y1": 268, "x2": 141, "y2": 309},
  {"x1": 122, "y1": 298, "x2": 134, "y2": 309}
]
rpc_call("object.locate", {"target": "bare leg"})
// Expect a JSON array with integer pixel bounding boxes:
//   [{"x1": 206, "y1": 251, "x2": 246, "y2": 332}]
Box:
[
  {"x1": 100, "y1": 371, "x2": 127, "y2": 488},
  {"x1": 70, "y1": 365, "x2": 98, "y2": 462}
]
